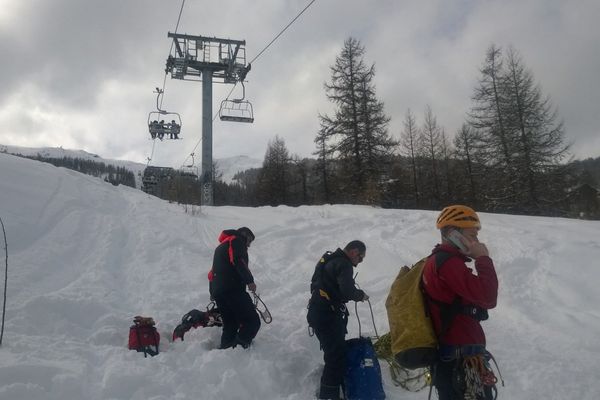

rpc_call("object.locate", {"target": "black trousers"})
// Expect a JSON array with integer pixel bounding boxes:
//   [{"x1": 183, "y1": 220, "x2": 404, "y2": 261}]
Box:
[
  {"x1": 214, "y1": 291, "x2": 260, "y2": 348},
  {"x1": 433, "y1": 358, "x2": 495, "y2": 400},
  {"x1": 307, "y1": 302, "x2": 348, "y2": 399}
]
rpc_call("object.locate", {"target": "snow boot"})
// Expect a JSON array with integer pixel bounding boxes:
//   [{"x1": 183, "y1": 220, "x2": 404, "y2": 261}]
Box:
[
  {"x1": 235, "y1": 335, "x2": 251, "y2": 349},
  {"x1": 318, "y1": 384, "x2": 341, "y2": 400}
]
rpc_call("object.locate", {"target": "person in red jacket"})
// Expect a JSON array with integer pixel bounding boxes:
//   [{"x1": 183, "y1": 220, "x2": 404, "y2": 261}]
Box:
[
  {"x1": 209, "y1": 227, "x2": 260, "y2": 349},
  {"x1": 422, "y1": 205, "x2": 498, "y2": 400}
]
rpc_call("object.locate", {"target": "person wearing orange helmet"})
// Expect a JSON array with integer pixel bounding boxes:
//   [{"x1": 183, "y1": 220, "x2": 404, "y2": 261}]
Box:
[{"x1": 422, "y1": 205, "x2": 499, "y2": 400}]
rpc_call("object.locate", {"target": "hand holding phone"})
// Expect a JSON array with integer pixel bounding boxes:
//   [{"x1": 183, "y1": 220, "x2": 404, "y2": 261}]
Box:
[
  {"x1": 467, "y1": 241, "x2": 489, "y2": 258},
  {"x1": 446, "y1": 230, "x2": 469, "y2": 253},
  {"x1": 446, "y1": 230, "x2": 489, "y2": 258}
]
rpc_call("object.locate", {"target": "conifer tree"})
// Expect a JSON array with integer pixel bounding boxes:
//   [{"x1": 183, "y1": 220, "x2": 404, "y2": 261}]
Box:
[
  {"x1": 502, "y1": 47, "x2": 570, "y2": 212},
  {"x1": 453, "y1": 123, "x2": 479, "y2": 206},
  {"x1": 313, "y1": 121, "x2": 334, "y2": 203},
  {"x1": 420, "y1": 105, "x2": 442, "y2": 206},
  {"x1": 357, "y1": 75, "x2": 395, "y2": 191},
  {"x1": 317, "y1": 37, "x2": 393, "y2": 203},
  {"x1": 399, "y1": 109, "x2": 421, "y2": 206},
  {"x1": 468, "y1": 44, "x2": 517, "y2": 208},
  {"x1": 468, "y1": 45, "x2": 570, "y2": 213},
  {"x1": 258, "y1": 135, "x2": 291, "y2": 205},
  {"x1": 439, "y1": 128, "x2": 454, "y2": 204}
]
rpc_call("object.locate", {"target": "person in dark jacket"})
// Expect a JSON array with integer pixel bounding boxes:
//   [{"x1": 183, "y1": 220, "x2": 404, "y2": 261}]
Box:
[
  {"x1": 422, "y1": 205, "x2": 499, "y2": 400},
  {"x1": 307, "y1": 240, "x2": 369, "y2": 400},
  {"x1": 209, "y1": 227, "x2": 260, "y2": 349}
]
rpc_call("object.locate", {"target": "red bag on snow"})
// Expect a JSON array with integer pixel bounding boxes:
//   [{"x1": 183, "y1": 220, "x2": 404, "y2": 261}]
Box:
[{"x1": 128, "y1": 316, "x2": 160, "y2": 357}]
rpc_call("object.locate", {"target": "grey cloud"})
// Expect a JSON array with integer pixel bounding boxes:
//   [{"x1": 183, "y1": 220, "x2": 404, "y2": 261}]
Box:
[{"x1": 0, "y1": 0, "x2": 598, "y2": 165}]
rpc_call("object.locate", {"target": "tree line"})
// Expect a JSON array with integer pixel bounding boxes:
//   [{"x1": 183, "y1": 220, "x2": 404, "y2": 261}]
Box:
[
  {"x1": 20, "y1": 154, "x2": 136, "y2": 188},
  {"x1": 4, "y1": 38, "x2": 596, "y2": 219},
  {"x1": 215, "y1": 39, "x2": 599, "y2": 220}
]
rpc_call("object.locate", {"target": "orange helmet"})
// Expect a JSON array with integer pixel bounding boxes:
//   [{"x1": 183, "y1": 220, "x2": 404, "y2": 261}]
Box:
[{"x1": 436, "y1": 205, "x2": 481, "y2": 229}]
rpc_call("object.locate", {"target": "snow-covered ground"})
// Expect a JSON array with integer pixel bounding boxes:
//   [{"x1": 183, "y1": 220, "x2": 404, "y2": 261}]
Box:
[{"x1": 0, "y1": 152, "x2": 599, "y2": 400}]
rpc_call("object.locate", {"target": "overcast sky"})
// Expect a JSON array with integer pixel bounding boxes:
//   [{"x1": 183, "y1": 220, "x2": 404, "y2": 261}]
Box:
[{"x1": 1, "y1": 0, "x2": 598, "y2": 168}]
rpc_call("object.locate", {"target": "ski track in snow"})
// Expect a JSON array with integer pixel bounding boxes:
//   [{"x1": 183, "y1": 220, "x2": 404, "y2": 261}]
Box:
[{"x1": 1, "y1": 152, "x2": 600, "y2": 399}]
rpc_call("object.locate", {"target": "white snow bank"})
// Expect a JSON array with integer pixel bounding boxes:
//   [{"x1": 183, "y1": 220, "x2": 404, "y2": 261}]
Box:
[{"x1": 1, "y1": 152, "x2": 599, "y2": 399}]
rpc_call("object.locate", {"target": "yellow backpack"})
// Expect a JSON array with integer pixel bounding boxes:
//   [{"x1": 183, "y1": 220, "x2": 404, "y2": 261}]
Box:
[{"x1": 385, "y1": 257, "x2": 438, "y2": 369}]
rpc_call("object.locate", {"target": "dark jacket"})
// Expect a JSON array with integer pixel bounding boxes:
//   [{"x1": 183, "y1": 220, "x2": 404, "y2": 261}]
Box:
[
  {"x1": 422, "y1": 243, "x2": 498, "y2": 346},
  {"x1": 310, "y1": 248, "x2": 365, "y2": 306},
  {"x1": 209, "y1": 229, "x2": 254, "y2": 297}
]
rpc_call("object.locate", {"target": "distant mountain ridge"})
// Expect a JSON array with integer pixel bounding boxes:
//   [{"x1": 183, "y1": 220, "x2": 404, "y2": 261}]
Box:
[
  {"x1": 0, "y1": 144, "x2": 262, "y2": 186},
  {"x1": 216, "y1": 155, "x2": 262, "y2": 182},
  {"x1": 1, "y1": 144, "x2": 147, "y2": 188}
]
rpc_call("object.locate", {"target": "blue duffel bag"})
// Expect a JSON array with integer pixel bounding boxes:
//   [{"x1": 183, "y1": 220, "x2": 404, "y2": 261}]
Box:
[{"x1": 345, "y1": 337, "x2": 386, "y2": 400}]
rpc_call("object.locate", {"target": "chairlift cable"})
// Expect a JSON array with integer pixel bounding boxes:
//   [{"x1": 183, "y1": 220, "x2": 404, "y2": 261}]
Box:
[
  {"x1": 180, "y1": 0, "x2": 316, "y2": 168},
  {"x1": 179, "y1": 82, "x2": 236, "y2": 169},
  {"x1": 159, "y1": 0, "x2": 186, "y2": 110},
  {"x1": 215, "y1": 83, "x2": 238, "y2": 121},
  {"x1": 146, "y1": 0, "x2": 185, "y2": 165},
  {"x1": 0, "y1": 216, "x2": 8, "y2": 346},
  {"x1": 180, "y1": 139, "x2": 201, "y2": 170},
  {"x1": 248, "y1": 0, "x2": 317, "y2": 65},
  {"x1": 146, "y1": 139, "x2": 157, "y2": 167},
  {"x1": 216, "y1": 1, "x2": 315, "y2": 124}
]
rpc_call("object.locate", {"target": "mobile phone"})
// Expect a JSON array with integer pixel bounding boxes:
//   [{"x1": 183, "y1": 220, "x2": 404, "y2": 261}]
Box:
[{"x1": 446, "y1": 230, "x2": 469, "y2": 253}]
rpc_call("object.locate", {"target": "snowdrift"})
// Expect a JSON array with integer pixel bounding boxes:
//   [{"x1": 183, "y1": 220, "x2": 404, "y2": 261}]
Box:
[{"x1": 1, "y1": 152, "x2": 599, "y2": 400}]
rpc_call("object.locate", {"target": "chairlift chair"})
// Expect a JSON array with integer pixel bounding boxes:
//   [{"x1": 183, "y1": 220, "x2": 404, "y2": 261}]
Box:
[
  {"x1": 147, "y1": 87, "x2": 183, "y2": 140},
  {"x1": 219, "y1": 99, "x2": 254, "y2": 123},
  {"x1": 147, "y1": 111, "x2": 183, "y2": 140},
  {"x1": 218, "y1": 80, "x2": 254, "y2": 123},
  {"x1": 180, "y1": 165, "x2": 199, "y2": 178}
]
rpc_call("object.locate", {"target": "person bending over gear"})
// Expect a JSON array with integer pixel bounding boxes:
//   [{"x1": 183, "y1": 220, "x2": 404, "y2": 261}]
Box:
[
  {"x1": 422, "y1": 205, "x2": 499, "y2": 400},
  {"x1": 307, "y1": 240, "x2": 370, "y2": 400},
  {"x1": 208, "y1": 227, "x2": 260, "y2": 349}
]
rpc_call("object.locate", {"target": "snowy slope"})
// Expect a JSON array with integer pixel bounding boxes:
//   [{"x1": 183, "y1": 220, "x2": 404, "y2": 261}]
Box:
[
  {"x1": 1, "y1": 144, "x2": 147, "y2": 189},
  {"x1": 216, "y1": 155, "x2": 262, "y2": 183},
  {"x1": 0, "y1": 152, "x2": 599, "y2": 400}
]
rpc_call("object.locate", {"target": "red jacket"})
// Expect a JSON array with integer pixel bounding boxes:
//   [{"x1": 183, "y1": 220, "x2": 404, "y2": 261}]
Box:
[
  {"x1": 208, "y1": 229, "x2": 254, "y2": 297},
  {"x1": 422, "y1": 244, "x2": 498, "y2": 346}
]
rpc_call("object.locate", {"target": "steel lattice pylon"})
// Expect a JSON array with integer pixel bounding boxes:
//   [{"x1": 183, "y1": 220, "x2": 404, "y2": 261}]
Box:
[{"x1": 166, "y1": 33, "x2": 250, "y2": 206}]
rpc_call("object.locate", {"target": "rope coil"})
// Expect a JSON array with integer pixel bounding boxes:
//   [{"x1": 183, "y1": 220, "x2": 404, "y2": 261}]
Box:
[{"x1": 252, "y1": 292, "x2": 272, "y2": 324}]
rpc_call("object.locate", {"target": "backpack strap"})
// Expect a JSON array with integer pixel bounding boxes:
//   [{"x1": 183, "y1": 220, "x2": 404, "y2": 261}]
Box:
[
  {"x1": 311, "y1": 250, "x2": 351, "y2": 308},
  {"x1": 133, "y1": 324, "x2": 149, "y2": 358},
  {"x1": 132, "y1": 318, "x2": 159, "y2": 357}
]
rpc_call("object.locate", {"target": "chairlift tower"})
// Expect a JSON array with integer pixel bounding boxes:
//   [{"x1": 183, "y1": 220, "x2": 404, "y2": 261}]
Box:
[{"x1": 166, "y1": 33, "x2": 250, "y2": 206}]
